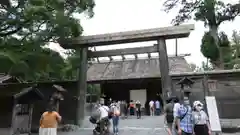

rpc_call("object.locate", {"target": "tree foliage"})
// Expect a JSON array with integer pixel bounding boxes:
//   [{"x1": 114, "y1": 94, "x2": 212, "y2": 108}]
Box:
[
  {"x1": 201, "y1": 32, "x2": 219, "y2": 62},
  {"x1": 195, "y1": 61, "x2": 213, "y2": 71},
  {"x1": 231, "y1": 30, "x2": 240, "y2": 69},
  {"x1": 163, "y1": 0, "x2": 240, "y2": 69},
  {"x1": 163, "y1": 0, "x2": 240, "y2": 26},
  {"x1": 189, "y1": 63, "x2": 197, "y2": 71},
  {"x1": 200, "y1": 31, "x2": 233, "y2": 69},
  {"x1": 0, "y1": 0, "x2": 94, "y2": 40},
  {"x1": 0, "y1": 0, "x2": 95, "y2": 81},
  {"x1": 232, "y1": 30, "x2": 240, "y2": 60}
]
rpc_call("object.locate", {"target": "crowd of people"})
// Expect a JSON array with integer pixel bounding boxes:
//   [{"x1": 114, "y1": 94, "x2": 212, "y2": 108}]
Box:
[
  {"x1": 37, "y1": 93, "x2": 211, "y2": 135},
  {"x1": 164, "y1": 93, "x2": 211, "y2": 135},
  {"x1": 90, "y1": 98, "x2": 164, "y2": 135}
]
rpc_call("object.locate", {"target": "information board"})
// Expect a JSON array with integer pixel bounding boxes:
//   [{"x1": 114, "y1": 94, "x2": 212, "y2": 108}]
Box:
[{"x1": 205, "y1": 96, "x2": 222, "y2": 132}]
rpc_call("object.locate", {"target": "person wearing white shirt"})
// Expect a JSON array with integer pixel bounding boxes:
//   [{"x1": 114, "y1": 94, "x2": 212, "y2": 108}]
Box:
[
  {"x1": 192, "y1": 101, "x2": 211, "y2": 135},
  {"x1": 149, "y1": 100, "x2": 154, "y2": 116},
  {"x1": 173, "y1": 102, "x2": 180, "y2": 118},
  {"x1": 155, "y1": 100, "x2": 161, "y2": 116},
  {"x1": 99, "y1": 105, "x2": 109, "y2": 119},
  {"x1": 172, "y1": 97, "x2": 180, "y2": 135},
  {"x1": 97, "y1": 104, "x2": 110, "y2": 134}
]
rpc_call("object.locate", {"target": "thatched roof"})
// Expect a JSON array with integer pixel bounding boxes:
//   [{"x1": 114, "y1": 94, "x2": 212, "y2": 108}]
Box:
[
  {"x1": 0, "y1": 74, "x2": 19, "y2": 83},
  {"x1": 87, "y1": 56, "x2": 191, "y2": 81},
  {"x1": 0, "y1": 74, "x2": 11, "y2": 83},
  {"x1": 14, "y1": 86, "x2": 44, "y2": 104}
]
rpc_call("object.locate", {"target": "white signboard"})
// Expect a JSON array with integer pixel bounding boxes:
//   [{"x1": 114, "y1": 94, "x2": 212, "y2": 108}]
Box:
[{"x1": 205, "y1": 96, "x2": 222, "y2": 132}]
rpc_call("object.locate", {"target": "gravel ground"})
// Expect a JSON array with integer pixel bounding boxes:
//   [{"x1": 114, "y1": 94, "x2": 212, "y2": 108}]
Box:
[{"x1": 1, "y1": 116, "x2": 240, "y2": 135}]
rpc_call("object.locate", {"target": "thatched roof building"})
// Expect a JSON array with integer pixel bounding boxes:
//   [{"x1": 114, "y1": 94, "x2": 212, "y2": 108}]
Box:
[{"x1": 87, "y1": 56, "x2": 192, "y2": 82}]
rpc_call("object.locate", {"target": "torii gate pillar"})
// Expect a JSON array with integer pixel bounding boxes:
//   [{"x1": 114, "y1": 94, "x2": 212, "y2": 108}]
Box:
[
  {"x1": 157, "y1": 39, "x2": 175, "y2": 100},
  {"x1": 76, "y1": 47, "x2": 88, "y2": 126}
]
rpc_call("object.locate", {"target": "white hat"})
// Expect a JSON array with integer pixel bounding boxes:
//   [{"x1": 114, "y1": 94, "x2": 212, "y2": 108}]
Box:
[{"x1": 193, "y1": 101, "x2": 203, "y2": 107}]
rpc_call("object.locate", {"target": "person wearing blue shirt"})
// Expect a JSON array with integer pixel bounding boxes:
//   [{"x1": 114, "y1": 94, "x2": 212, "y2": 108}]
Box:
[{"x1": 176, "y1": 91, "x2": 194, "y2": 135}]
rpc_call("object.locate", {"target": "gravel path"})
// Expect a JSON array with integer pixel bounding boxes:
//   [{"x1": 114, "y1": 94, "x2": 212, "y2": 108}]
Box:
[{"x1": 1, "y1": 116, "x2": 240, "y2": 135}]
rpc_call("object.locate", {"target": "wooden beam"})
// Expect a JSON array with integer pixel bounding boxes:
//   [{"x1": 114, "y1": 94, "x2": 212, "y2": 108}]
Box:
[
  {"x1": 59, "y1": 24, "x2": 194, "y2": 48},
  {"x1": 88, "y1": 45, "x2": 158, "y2": 58}
]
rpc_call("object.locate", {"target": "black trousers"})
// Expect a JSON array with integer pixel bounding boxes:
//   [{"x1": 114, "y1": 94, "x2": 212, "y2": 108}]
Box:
[
  {"x1": 194, "y1": 124, "x2": 209, "y2": 135},
  {"x1": 124, "y1": 108, "x2": 128, "y2": 116},
  {"x1": 182, "y1": 131, "x2": 193, "y2": 135},
  {"x1": 136, "y1": 109, "x2": 141, "y2": 118},
  {"x1": 98, "y1": 117, "x2": 110, "y2": 134}
]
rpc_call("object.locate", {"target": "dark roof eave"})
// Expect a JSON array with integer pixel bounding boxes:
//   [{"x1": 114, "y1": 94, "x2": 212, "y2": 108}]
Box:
[
  {"x1": 87, "y1": 69, "x2": 240, "y2": 83},
  {"x1": 0, "y1": 69, "x2": 240, "y2": 85}
]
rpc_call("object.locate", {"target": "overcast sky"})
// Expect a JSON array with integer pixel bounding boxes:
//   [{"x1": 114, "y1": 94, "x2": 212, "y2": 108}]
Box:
[{"x1": 49, "y1": 0, "x2": 240, "y2": 66}]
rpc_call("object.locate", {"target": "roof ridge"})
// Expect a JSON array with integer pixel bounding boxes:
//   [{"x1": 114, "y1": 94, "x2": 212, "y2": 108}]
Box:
[{"x1": 89, "y1": 54, "x2": 190, "y2": 63}]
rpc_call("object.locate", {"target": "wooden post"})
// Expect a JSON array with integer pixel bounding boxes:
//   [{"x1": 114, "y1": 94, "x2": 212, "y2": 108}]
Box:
[
  {"x1": 10, "y1": 101, "x2": 17, "y2": 135},
  {"x1": 202, "y1": 74, "x2": 210, "y2": 115},
  {"x1": 28, "y1": 104, "x2": 33, "y2": 135},
  {"x1": 148, "y1": 53, "x2": 151, "y2": 59},
  {"x1": 134, "y1": 54, "x2": 138, "y2": 59},
  {"x1": 76, "y1": 47, "x2": 88, "y2": 126},
  {"x1": 93, "y1": 47, "x2": 100, "y2": 63},
  {"x1": 203, "y1": 75, "x2": 210, "y2": 96},
  {"x1": 157, "y1": 38, "x2": 175, "y2": 101},
  {"x1": 56, "y1": 101, "x2": 59, "y2": 112},
  {"x1": 175, "y1": 39, "x2": 178, "y2": 56}
]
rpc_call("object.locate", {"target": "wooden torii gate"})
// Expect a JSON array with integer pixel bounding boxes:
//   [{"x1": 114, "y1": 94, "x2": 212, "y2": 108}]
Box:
[{"x1": 59, "y1": 24, "x2": 194, "y2": 125}]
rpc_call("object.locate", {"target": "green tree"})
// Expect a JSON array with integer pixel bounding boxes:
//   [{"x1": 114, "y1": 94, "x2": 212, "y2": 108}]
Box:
[
  {"x1": 195, "y1": 61, "x2": 213, "y2": 72},
  {"x1": 0, "y1": 0, "x2": 95, "y2": 81},
  {"x1": 189, "y1": 63, "x2": 197, "y2": 71},
  {"x1": 0, "y1": 41, "x2": 67, "y2": 82},
  {"x1": 200, "y1": 31, "x2": 233, "y2": 69},
  {"x1": 61, "y1": 50, "x2": 79, "y2": 80},
  {"x1": 163, "y1": 0, "x2": 240, "y2": 69},
  {"x1": 230, "y1": 30, "x2": 240, "y2": 69}
]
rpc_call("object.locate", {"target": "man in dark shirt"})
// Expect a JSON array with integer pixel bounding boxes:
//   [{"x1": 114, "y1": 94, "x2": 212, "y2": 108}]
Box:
[
  {"x1": 123, "y1": 100, "x2": 128, "y2": 119},
  {"x1": 164, "y1": 98, "x2": 174, "y2": 135},
  {"x1": 135, "y1": 100, "x2": 141, "y2": 119}
]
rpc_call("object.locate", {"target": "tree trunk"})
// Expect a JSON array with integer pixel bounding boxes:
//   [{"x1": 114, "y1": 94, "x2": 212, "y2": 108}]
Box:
[{"x1": 209, "y1": 25, "x2": 224, "y2": 69}]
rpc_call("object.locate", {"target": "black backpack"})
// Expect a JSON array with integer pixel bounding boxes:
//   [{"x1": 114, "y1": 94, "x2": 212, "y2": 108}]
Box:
[{"x1": 165, "y1": 103, "x2": 174, "y2": 123}]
